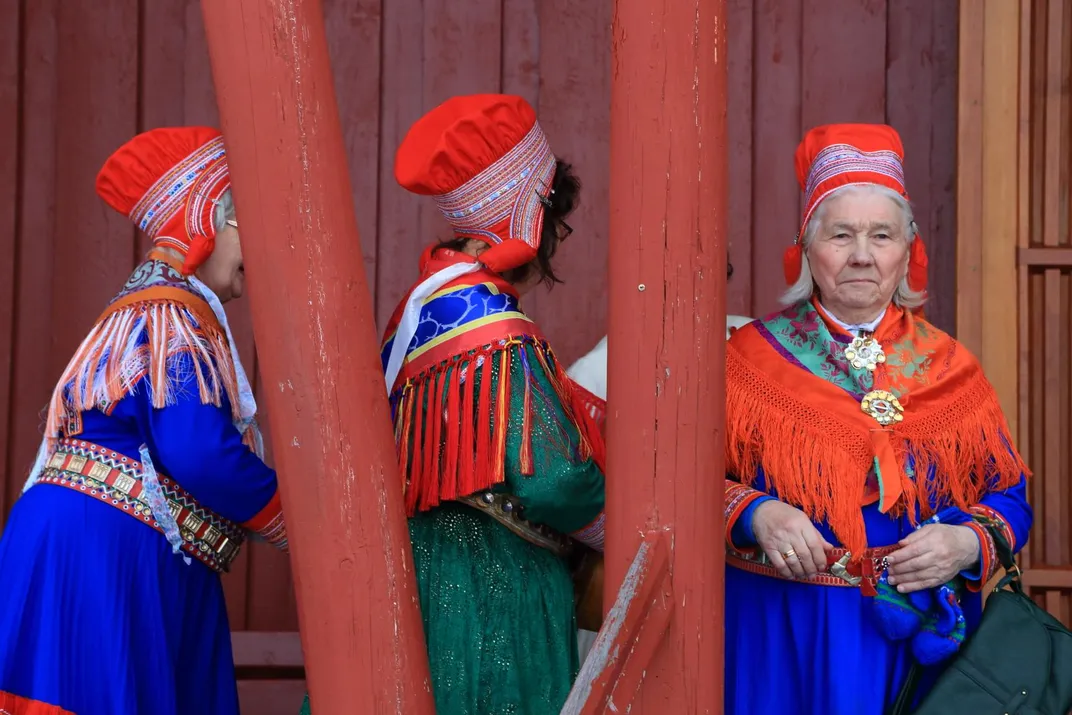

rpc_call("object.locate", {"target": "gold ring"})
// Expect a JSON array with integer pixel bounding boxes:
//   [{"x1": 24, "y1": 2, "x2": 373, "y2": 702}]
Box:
[{"x1": 783, "y1": 548, "x2": 798, "y2": 560}]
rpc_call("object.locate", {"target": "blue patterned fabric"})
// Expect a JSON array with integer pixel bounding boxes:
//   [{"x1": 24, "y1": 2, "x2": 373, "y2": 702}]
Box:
[
  {"x1": 0, "y1": 351, "x2": 277, "y2": 714},
  {"x1": 380, "y1": 281, "x2": 524, "y2": 373}
]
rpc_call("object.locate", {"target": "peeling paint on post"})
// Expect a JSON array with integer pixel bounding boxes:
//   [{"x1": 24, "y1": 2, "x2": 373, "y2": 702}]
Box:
[
  {"x1": 604, "y1": 0, "x2": 728, "y2": 712},
  {"x1": 561, "y1": 532, "x2": 673, "y2": 715},
  {"x1": 200, "y1": 1, "x2": 435, "y2": 712}
]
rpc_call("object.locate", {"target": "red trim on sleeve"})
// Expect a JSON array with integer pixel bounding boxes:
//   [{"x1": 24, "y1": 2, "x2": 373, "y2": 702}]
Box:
[
  {"x1": 725, "y1": 480, "x2": 766, "y2": 553},
  {"x1": 242, "y1": 490, "x2": 288, "y2": 552}
]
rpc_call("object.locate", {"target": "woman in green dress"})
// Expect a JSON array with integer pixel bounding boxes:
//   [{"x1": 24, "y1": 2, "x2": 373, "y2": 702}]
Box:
[{"x1": 299, "y1": 94, "x2": 606, "y2": 715}]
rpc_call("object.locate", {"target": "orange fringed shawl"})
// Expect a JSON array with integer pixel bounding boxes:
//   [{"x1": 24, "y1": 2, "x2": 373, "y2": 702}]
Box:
[{"x1": 726, "y1": 300, "x2": 1028, "y2": 558}]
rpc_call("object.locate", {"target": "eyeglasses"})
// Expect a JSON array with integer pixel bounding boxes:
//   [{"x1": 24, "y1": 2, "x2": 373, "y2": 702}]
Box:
[{"x1": 536, "y1": 191, "x2": 573, "y2": 240}]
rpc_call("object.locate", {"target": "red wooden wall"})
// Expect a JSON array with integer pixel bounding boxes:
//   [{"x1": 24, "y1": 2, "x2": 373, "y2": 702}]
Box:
[{"x1": 0, "y1": 0, "x2": 958, "y2": 711}]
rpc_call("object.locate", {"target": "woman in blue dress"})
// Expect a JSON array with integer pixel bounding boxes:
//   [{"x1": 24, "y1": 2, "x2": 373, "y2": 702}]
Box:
[
  {"x1": 0, "y1": 127, "x2": 288, "y2": 715},
  {"x1": 722, "y1": 123, "x2": 1032, "y2": 714}
]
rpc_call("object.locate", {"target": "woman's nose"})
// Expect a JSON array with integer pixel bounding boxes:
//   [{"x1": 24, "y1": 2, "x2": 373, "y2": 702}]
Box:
[{"x1": 848, "y1": 237, "x2": 875, "y2": 265}]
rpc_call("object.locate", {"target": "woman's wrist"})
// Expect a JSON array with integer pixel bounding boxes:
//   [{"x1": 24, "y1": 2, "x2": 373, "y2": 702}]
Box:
[{"x1": 954, "y1": 523, "x2": 983, "y2": 571}]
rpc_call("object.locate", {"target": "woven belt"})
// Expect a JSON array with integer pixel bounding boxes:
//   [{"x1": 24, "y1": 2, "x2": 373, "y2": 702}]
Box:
[
  {"x1": 459, "y1": 491, "x2": 573, "y2": 558},
  {"x1": 727, "y1": 544, "x2": 899, "y2": 596},
  {"x1": 38, "y1": 439, "x2": 245, "y2": 573}
]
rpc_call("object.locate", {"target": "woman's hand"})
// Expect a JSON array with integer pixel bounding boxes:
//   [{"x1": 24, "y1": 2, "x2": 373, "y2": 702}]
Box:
[
  {"x1": 751, "y1": 500, "x2": 835, "y2": 580},
  {"x1": 886, "y1": 524, "x2": 979, "y2": 593}
]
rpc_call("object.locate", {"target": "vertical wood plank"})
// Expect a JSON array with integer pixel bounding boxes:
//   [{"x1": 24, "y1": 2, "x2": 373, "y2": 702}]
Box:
[
  {"x1": 979, "y1": 0, "x2": 1022, "y2": 426},
  {"x1": 726, "y1": 0, "x2": 754, "y2": 316},
  {"x1": 925, "y1": 1, "x2": 961, "y2": 336},
  {"x1": 956, "y1": 2, "x2": 986, "y2": 355},
  {"x1": 1023, "y1": 272, "x2": 1044, "y2": 570},
  {"x1": 800, "y1": 0, "x2": 887, "y2": 130},
  {"x1": 886, "y1": 0, "x2": 958, "y2": 334},
  {"x1": 183, "y1": 0, "x2": 218, "y2": 127},
  {"x1": 1015, "y1": 0, "x2": 1036, "y2": 570},
  {"x1": 529, "y1": 0, "x2": 612, "y2": 363},
  {"x1": 1038, "y1": 0, "x2": 1071, "y2": 568},
  {"x1": 51, "y1": 0, "x2": 139, "y2": 371},
  {"x1": 751, "y1": 0, "x2": 802, "y2": 317},
  {"x1": 1040, "y1": 269, "x2": 1069, "y2": 563},
  {"x1": 501, "y1": 0, "x2": 541, "y2": 111},
  {"x1": 137, "y1": 0, "x2": 187, "y2": 258},
  {"x1": 4, "y1": 0, "x2": 59, "y2": 518},
  {"x1": 422, "y1": 0, "x2": 501, "y2": 107},
  {"x1": 373, "y1": 0, "x2": 424, "y2": 329},
  {"x1": 324, "y1": 0, "x2": 383, "y2": 290},
  {"x1": 0, "y1": 0, "x2": 21, "y2": 520}
]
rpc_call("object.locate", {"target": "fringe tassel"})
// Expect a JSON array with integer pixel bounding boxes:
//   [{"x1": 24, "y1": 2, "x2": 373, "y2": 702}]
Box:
[
  {"x1": 429, "y1": 367, "x2": 447, "y2": 498},
  {"x1": 393, "y1": 339, "x2": 606, "y2": 515},
  {"x1": 458, "y1": 360, "x2": 477, "y2": 495},
  {"x1": 726, "y1": 351, "x2": 1028, "y2": 558},
  {"x1": 475, "y1": 354, "x2": 494, "y2": 495},
  {"x1": 519, "y1": 344, "x2": 535, "y2": 476},
  {"x1": 43, "y1": 301, "x2": 241, "y2": 449},
  {"x1": 416, "y1": 379, "x2": 435, "y2": 511},
  {"x1": 899, "y1": 376, "x2": 1028, "y2": 511},
  {"x1": 492, "y1": 349, "x2": 511, "y2": 483}
]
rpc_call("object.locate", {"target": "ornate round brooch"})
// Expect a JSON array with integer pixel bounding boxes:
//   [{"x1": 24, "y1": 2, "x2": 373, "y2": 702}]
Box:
[{"x1": 844, "y1": 335, "x2": 886, "y2": 372}]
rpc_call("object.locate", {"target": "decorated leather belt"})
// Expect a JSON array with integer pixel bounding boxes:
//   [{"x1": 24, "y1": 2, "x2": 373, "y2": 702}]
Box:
[
  {"x1": 459, "y1": 491, "x2": 573, "y2": 558},
  {"x1": 39, "y1": 439, "x2": 245, "y2": 573},
  {"x1": 727, "y1": 544, "x2": 899, "y2": 596}
]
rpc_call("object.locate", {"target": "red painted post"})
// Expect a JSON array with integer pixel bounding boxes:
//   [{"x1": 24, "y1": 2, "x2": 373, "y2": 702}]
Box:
[
  {"x1": 200, "y1": 2, "x2": 435, "y2": 713},
  {"x1": 604, "y1": 0, "x2": 729, "y2": 712}
]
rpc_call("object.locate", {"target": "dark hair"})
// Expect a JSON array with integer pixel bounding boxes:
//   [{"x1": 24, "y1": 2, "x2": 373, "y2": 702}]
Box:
[{"x1": 439, "y1": 159, "x2": 581, "y2": 289}]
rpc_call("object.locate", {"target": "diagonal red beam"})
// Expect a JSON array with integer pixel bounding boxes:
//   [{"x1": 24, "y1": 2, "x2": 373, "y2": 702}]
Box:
[
  {"x1": 200, "y1": 1, "x2": 435, "y2": 712},
  {"x1": 561, "y1": 531, "x2": 673, "y2": 715}
]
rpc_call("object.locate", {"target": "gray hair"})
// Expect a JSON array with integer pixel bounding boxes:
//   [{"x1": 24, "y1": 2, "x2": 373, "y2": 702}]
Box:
[
  {"x1": 213, "y1": 189, "x2": 236, "y2": 234},
  {"x1": 780, "y1": 184, "x2": 926, "y2": 309}
]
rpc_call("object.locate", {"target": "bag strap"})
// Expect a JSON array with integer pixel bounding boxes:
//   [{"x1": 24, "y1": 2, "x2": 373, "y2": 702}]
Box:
[
  {"x1": 886, "y1": 661, "x2": 923, "y2": 715},
  {"x1": 886, "y1": 519, "x2": 1021, "y2": 714},
  {"x1": 984, "y1": 519, "x2": 1025, "y2": 594}
]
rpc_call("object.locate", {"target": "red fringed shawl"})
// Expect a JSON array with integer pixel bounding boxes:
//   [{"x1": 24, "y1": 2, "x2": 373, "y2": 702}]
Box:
[
  {"x1": 726, "y1": 300, "x2": 1028, "y2": 558},
  {"x1": 381, "y1": 248, "x2": 606, "y2": 515}
]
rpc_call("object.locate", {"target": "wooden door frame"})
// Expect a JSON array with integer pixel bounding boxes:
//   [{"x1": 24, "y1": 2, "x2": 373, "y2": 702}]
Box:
[
  {"x1": 955, "y1": 0, "x2": 1024, "y2": 433},
  {"x1": 959, "y1": 0, "x2": 1072, "y2": 607}
]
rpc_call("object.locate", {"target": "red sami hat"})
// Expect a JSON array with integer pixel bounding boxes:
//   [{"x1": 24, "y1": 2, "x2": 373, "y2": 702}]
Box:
[
  {"x1": 783, "y1": 123, "x2": 928, "y2": 293},
  {"x1": 394, "y1": 94, "x2": 557, "y2": 273},
  {"x1": 96, "y1": 127, "x2": 230, "y2": 276}
]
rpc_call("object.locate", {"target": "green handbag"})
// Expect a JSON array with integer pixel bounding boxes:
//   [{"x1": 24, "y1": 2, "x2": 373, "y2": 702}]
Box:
[{"x1": 890, "y1": 525, "x2": 1072, "y2": 714}]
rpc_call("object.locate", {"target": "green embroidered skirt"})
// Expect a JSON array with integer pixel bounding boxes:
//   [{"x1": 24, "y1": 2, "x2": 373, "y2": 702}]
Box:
[{"x1": 299, "y1": 502, "x2": 578, "y2": 715}]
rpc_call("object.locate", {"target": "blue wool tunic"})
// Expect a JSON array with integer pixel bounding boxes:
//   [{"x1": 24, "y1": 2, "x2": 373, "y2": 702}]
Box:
[{"x1": 0, "y1": 355, "x2": 278, "y2": 715}]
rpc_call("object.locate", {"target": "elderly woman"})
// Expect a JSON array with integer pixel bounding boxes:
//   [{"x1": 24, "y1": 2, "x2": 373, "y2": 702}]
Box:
[
  {"x1": 722, "y1": 124, "x2": 1032, "y2": 714},
  {"x1": 0, "y1": 127, "x2": 287, "y2": 715},
  {"x1": 299, "y1": 94, "x2": 606, "y2": 715}
]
